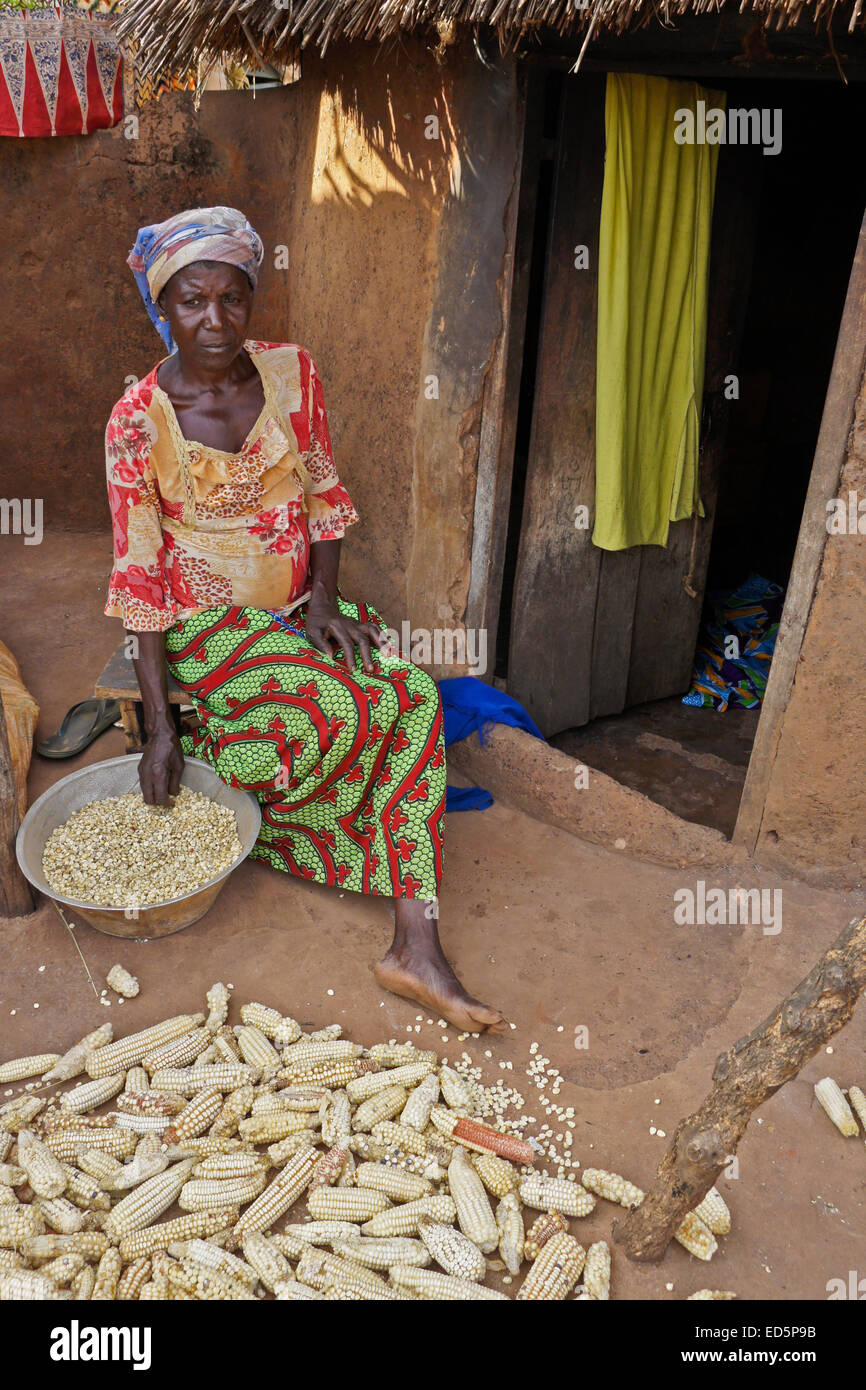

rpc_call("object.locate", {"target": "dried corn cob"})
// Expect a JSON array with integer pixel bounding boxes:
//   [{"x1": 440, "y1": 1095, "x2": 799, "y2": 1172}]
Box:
[
  {"x1": 277, "y1": 1058, "x2": 359, "y2": 1089},
  {"x1": 265, "y1": 1087, "x2": 329, "y2": 1114},
  {"x1": 439, "y1": 1065, "x2": 476, "y2": 1113},
  {"x1": 307, "y1": 1186, "x2": 393, "y2": 1223},
  {"x1": 40, "y1": 1252, "x2": 86, "y2": 1286},
  {"x1": 274, "y1": 1278, "x2": 323, "y2": 1300},
  {"x1": 674, "y1": 1211, "x2": 718, "y2": 1261},
  {"x1": 240, "y1": 1230, "x2": 292, "y2": 1291},
  {"x1": 581, "y1": 1167, "x2": 645, "y2": 1210},
  {"x1": 17, "y1": 1131, "x2": 68, "y2": 1199},
  {"x1": 346, "y1": 1061, "x2": 435, "y2": 1105},
  {"x1": 106, "y1": 963, "x2": 139, "y2": 999},
  {"x1": 426, "y1": 1108, "x2": 534, "y2": 1165},
  {"x1": 101, "y1": 1151, "x2": 169, "y2": 1192},
  {"x1": 334, "y1": 1236, "x2": 430, "y2": 1270},
  {"x1": 211, "y1": 1084, "x2": 256, "y2": 1138},
  {"x1": 86, "y1": 1014, "x2": 204, "y2": 1078},
  {"x1": 687, "y1": 1289, "x2": 737, "y2": 1300},
  {"x1": 103, "y1": 1159, "x2": 196, "y2": 1239},
  {"x1": 0, "y1": 1269, "x2": 69, "y2": 1300},
  {"x1": 418, "y1": 1216, "x2": 486, "y2": 1281},
  {"x1": 213, "y1": 1032, "x2": 241, "y2": 1064},
  {"x1": 472, "y1": 1152, "x2": 519, "y2": 1197},
  {"x1": 517, "y1": 1231, "x2": 585, "y2": 1300},
  {"x1": 281, "y1": 1220, "x2": 362, "y2": 1248},
  {"x1": 42, "y1": 1110, "x2": 115, "y2": 1133},
  {"x1": 164, "y1": 1086, "x2": 222, "y2": 1145},
  {"x1": 164, "y1": 1137, "x2": 246, "y2": 1160},
  {"x1": 390, "y1": 1264, "x2": 509, "y2": 1301},
  {"x1": 20, "y1": 1231, "x2": 110, "y2": 1261},
  {"x1": 150, "y1": 1063, "x2": 254, "y2": 1096},
  {"x1": 296, "y1": 1245, "x2": 397, "y2": 1299},
  {"x1": 0, "y1": 1134, "x2": 11, "y2": 1163},
  {"x1": 143, "y1": 1028, "x2": 211, "y2": 1074},
  {"x1": 693, "y1": 1186, "x2": 731, "y2": 1236},
  {"x1": 0, "y1": 1187, "x2": 17, "y2": 1207},
  {"x1": 317, "y1": 1092, "x2": 350, "y2": 1147},
  {"x1": 234, "y1": 1025, "x2": 281, "y2": 1075},
  {"x1": 0, "y1": 1096, "x2": 45, "y2": 1132},
  {"x1": 43, "y1": 1024, "x2": 114, "y2": 1084},
  {"x1": 361, "y1": 1193, "x2": 456, "y2": 1239},
  {"x1": 448, "y1": 1146, "x2": 498, "y2": 1254},
  {"x1": 583, "y1": 1240, "x2": 611, "y2": 1300},
  {"x1": 179, "y1": 1173, "x2": 267, "y2": 1212},
  {"x1": 268, "y1": 1130, "x2": 318, "y2": 1166},
  {"x1": 281, "y1": 1040, "x2": 362, "y2": 1066},
  {"x1": 355, "y1": 1162, "x2": 431, "y2": 1203},
  {"x1": 368, "y1": 1043, "x2": 437, "y2": 1068},
  {"x1": 60, "y1": 1075, "x2": 125, "y2": 1115},
  {"x1": 119, "y1": 1207, "x2": 239, "y2": 1261},
  {"x1": 170, "y1": 1239, "x2": 257, "y2": 1286},
  {"x1": 371, "y1": 1121, "x2": 429, "y2": 1156},
  {"x1": 111, "y1": 1112, "x2": 171, "y2": 1135},
  {"x1": 238, "y1": 1110, "x2": 315, "y2": 1145},
  {"x1": 59, "y1": 1164, "x2": 111, "y2": 1210},
  {"x1": 70, "y1": 1264, "x2": 96, "y2": 1300},
  {"x1": 123, "y1": 1066, "x2": 150, "y2": 1095},
  {"x1": 233, "y1": 1146, "x2": 319, "y2": 1236},
  {"x1": 813, "y1": 1077, "x2": 859, "y2": 1137},
  {"x1": 352, "y1": 1086, "x2": 408, "y2": 1132},
  {"x1": 115, "y1": 1090, "x2": 184, "y2": 1118},
  {"x1": 496, "y1": 1191, "x2": 524, "y2": 1274},
  {"x1": 205, "y1": 982, "x2": 230, "y2": 1032},
  {"x1": 519, "y1": 1174, "x2": 595, "y2": 1219},
  {"x1": 35, "y1": 1196, "x2": 84, "y2": 1234},
  {"x1": 170, "y1": 1254, "x2": 257, "y2": 1301},
  {"x1": 91, "y1": 1246, "x2": 123, "y2": 1300},
  {"x1": 193, "y1": 1153, "x2": 269, "y2": 1181},
  {"x1": 310, "y1": 1144, "x2": 350, "y2": 1190},
  {"x1": 238, "y1": 1003, "x2": 283, "y2": 1037},
  {"x1": 0, "y1": 1053, "x2": 60, "y2": 1083},
  {"x1": 115, "y1": 1256, "x2": 151, "y2": 1300},
  {"x1": 847, "y1": 1085, "x2": 866, "y2": 1134},
  {"x1": 391, "y1": 1080, "x2": 439, "y2": 1139}
]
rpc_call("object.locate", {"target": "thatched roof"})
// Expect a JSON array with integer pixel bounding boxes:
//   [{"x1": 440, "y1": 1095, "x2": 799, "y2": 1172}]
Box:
[{"x1": 117, "y1": 0, "x2": 865, "y2": 80}]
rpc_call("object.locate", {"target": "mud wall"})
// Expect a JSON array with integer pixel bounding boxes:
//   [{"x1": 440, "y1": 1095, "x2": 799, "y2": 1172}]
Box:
[{"x1": 755, "y1": 364, "x2": 866, "y2": 888}]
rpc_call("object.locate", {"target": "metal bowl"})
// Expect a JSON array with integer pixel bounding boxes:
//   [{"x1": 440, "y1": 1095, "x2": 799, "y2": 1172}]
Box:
[{"x1": 16, "y1": 755, "x2": 261, "y2": 941}]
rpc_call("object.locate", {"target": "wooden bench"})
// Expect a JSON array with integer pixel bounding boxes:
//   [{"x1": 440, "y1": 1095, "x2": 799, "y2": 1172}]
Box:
[{"x1": 94, "y1": 643, "x2": 190, "y2": 753}]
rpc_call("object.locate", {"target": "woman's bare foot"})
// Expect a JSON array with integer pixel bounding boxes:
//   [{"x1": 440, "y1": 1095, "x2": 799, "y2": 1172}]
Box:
[{"x1": 374, "y1": 899, "x2": 507, "y2": 1035}]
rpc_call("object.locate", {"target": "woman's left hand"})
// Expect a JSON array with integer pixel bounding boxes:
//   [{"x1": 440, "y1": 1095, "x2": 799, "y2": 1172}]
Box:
[{"x1": 305, "y1": 599, "x2": 389, "y2": 674}]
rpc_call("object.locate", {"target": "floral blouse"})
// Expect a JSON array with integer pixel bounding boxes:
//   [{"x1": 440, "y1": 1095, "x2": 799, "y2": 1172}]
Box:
[{"x1": 104, "y1": 340, "x2": 359, "y2": 633}]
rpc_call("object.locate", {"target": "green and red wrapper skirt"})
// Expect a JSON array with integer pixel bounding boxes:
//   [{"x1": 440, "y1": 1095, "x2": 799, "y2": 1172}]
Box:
[{"x1": 164, "y1": 599, "x2": 445, "y2": 899}]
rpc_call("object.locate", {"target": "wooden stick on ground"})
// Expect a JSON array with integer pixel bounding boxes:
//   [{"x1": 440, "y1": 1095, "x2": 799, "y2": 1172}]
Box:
[
  {"x1": 0, "y1": 693, "x2": 34, "y2": 918},
  {"x1": 614, "y1": 911, "x2": 866, "y2": 1263}
]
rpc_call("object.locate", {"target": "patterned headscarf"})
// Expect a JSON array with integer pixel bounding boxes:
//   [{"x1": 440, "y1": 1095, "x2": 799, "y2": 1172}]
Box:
[{"x1": 127, "y1": 206, "x2": 264, "y2": 352}]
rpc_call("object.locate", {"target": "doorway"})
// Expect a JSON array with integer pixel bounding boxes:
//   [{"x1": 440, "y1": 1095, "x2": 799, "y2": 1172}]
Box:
[{"x1": 494, "y1": 67, "x2": 866, "y2": 836}]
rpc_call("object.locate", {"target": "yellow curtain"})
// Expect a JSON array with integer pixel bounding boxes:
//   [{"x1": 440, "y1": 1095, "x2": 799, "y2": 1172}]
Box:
[{"x1": 593, "y1": 73, "x2": 725, "y2": 551}]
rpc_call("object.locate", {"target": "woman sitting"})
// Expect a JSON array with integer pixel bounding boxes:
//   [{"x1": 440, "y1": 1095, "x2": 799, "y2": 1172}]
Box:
[{"x1": 105, "y1": 205, "x2": 504, "y2": 1035}]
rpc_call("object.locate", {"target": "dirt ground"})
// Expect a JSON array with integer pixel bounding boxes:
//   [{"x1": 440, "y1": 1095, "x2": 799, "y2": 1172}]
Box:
[{"x1": 3, "y1": 531, "x2": 866, "y2": 1300}]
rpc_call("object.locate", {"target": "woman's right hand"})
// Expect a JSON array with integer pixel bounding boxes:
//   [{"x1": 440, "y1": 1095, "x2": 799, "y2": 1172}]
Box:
[{"x1": 138, "y1": 722, "x2": 184, "y2": 806}]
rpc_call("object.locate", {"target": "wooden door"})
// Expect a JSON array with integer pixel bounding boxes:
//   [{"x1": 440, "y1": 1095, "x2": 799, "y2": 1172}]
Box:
[{"x1": 507, "y1": 74, "x2": 758, "y2": 737}]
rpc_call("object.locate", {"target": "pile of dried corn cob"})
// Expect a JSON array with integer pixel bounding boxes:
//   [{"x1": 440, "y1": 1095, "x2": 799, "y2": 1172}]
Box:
[{"x1": 0, "y1": 991, "x2": 731, "y2": 1301}]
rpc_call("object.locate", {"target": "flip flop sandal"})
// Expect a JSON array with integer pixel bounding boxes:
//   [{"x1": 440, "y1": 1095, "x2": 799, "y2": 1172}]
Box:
[{"x1": 36, "y1": 698, "x2": 123, "y2": 759}]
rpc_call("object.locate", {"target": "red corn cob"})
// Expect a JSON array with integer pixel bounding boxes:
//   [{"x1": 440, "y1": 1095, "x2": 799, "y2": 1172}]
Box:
[{"x1": 451, "y1": 1118, "x2": 535, "y2": 1166}]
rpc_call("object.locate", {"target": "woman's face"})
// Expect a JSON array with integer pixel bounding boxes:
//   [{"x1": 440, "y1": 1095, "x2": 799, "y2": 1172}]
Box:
[{"x1": 158, "y1": 260, "x2": 254, "y2": 368}]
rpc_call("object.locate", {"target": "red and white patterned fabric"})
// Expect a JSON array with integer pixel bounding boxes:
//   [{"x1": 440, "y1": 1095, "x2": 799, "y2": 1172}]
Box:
[
  {"x1": 105, "y1": 341, "x2": 360, "y2": 633},
  {"x1": 0, "y1": 5, "x2": 122, "y2": 138}
]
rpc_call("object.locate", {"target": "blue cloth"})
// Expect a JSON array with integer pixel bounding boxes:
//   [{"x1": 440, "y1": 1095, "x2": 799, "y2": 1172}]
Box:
[{"x1": 439, "y1": 677, "x2": 545, "y2": 812}]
